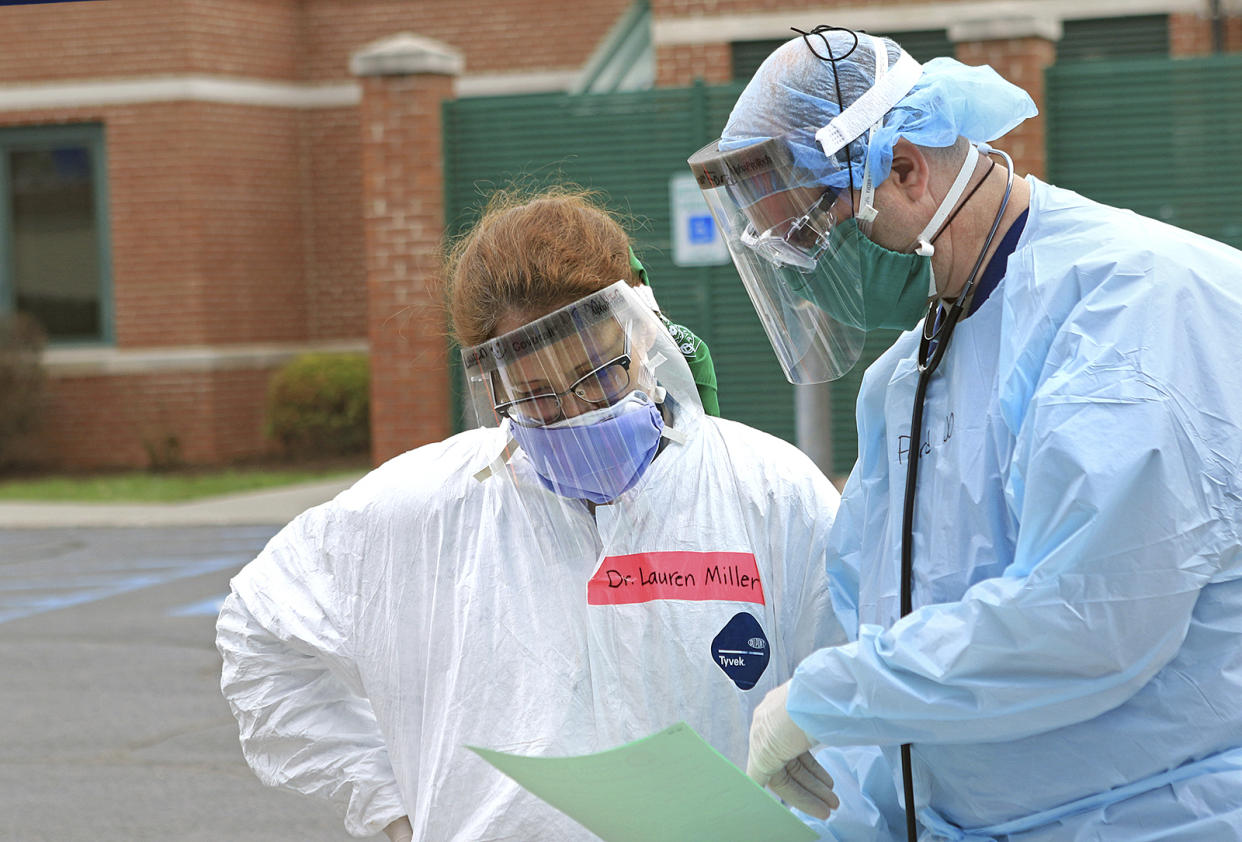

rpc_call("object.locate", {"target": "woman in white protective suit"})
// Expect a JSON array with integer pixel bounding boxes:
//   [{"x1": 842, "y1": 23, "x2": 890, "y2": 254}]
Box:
[
  {"x1": 690, "y1": 25, "x2": 1242, "y2": 842},
  {"x1": 215, "y1": 189, "x2": 852, "y2": 841}
]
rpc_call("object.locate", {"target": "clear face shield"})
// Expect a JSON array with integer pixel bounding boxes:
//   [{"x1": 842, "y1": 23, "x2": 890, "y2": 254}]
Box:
[
  {"x1": 690, "y1": 30, "x2": 925, "y2": 383},
  {"x1": 462, "y1": 281, "x2": 702, "y2": 506},
  {"x1": 689, "y1": 136, "x2": 867, "y2": 383}
]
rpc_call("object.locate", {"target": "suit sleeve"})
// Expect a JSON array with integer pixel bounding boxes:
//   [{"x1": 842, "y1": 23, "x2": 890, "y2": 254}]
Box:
[{"x1": 216, "y1": 500, "x2": 407, "y2": 837}]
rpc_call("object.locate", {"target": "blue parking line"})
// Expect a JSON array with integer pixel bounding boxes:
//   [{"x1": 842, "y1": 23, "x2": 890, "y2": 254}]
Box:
[
  {"x1": 168, "y1": 595, "x2": 228, "y2": 617},
  {"x1": 0, "y1": 556, "x2": 244, "y2": 625}
]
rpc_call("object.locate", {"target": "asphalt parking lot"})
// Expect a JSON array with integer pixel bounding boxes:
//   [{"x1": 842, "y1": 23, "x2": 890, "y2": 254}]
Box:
[{"x1": 0, "y1": 504, "x2": 384, "y2": 839}]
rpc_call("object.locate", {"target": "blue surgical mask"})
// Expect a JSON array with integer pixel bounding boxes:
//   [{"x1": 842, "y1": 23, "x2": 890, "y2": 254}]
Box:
[{"x1": 509, "y1": 391, "x2": 665, "y2": 504}]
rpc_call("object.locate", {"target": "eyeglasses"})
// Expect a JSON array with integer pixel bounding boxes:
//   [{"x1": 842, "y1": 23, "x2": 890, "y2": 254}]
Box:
[
  {"x1": 741, "y1": 188, "x2": 839, "y2": 271},
  {"x1": 494, "y1": 337, "x2": 633, "y2": 426}
]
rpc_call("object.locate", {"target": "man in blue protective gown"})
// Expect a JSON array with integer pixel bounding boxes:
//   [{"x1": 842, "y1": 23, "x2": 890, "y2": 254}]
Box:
[{"x1": 689, "y1": 26, "x2": 1242, "y2": 842}]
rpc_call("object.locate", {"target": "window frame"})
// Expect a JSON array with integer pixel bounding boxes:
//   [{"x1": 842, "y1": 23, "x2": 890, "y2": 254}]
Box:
[{"x1": 0, "y1": 122, "x2": 114, "y2": 346}]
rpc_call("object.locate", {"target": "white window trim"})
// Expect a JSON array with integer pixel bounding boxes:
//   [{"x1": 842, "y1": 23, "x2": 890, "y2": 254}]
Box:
[
  {"x1": 41, "y1": 339, "x2": 368, "y2": 377},
  {"x1": 0, "y1": 70, "x2": 588, "y2": 112}
]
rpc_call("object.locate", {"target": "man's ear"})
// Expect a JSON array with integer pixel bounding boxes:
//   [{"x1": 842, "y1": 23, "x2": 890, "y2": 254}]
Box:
[{"x1": 887, "y1": 138, "x2": 931, "y2": 202}]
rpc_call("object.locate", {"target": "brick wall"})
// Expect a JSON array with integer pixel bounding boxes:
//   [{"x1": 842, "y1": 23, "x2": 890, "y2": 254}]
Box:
[
  {"x1": 103, "y1": 103, "x2": 210, "y2": 347},
  {"x1": 1, "y1": 0, "x2": 633, "y2": 85},
  {"x1": 29, "y1": 367, "x2": 273, "y2": 469},
  {"x1": 1170, "y1": 10, "x2": 1242, "y2": 55},
  {"x1": 649, "y1": 0, "x2": 942, "y2": 16},
  {"x1": 0, "y1": 0, "x2": 191, "y2": 84},
  {"x1": 184, "y1": 0, "x2": 302, "y2": 80},
  {"x1": 190, "y1": 103, "x2": 308, "y2": 345},
  {"x1": 955, "y1": 37, "x2": 1055, "y2": 179},
  {"x1": 1229, "y1": 15, "x2": 1242, "y2": 51},
  {"x1": 300, "y1": 0, "x2": 630, "y2": 81},
  {"x1": 655, "y1": 43, "x2": 732, "y2": 86},
  {"x1": 0, "y1": 0, "x2": 303, "y2": 83},
  {"x1": 2, "y1": 0, "x2": 638, "y2": 469},
  {"x1": 1171, "y1": 11, "x2": 1214, "y2": 56},
  {"x1": 303, "y1": 107, "x2": 368, "y2": 341}
]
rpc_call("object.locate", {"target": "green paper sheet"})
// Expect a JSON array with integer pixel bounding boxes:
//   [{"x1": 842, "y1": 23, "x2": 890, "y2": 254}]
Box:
[{"x1": 468, "y1": 722, "x2": 817, "y2": 842}]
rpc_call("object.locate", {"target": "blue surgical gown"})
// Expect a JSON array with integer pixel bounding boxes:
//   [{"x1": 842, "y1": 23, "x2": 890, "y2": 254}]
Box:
[{"x1": 792, "y1": 177, "x2": 1242, "y2": 841}]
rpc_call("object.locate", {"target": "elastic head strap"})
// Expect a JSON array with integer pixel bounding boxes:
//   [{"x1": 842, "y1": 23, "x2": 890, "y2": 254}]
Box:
[
  {"x1": 856, "y1": 34, "x2": 891, "y2": 229},
  {"x1": 914, "y1": 143, "x2": 981, "y2": 253},
  {"x1": 913, "y1": 143, "x2": 981, "y2": 296},
  {"x1": 473, "y1": 436, "x2": 519, "y2": 482},
  {"x1": 631, "y1": 283, "x2": 659, "y2": 312}
]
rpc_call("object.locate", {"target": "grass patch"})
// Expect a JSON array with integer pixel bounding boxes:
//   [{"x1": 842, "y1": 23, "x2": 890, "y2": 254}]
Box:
[{"x1": 0, "y1": 461, "x2": 368, "y2": 503}]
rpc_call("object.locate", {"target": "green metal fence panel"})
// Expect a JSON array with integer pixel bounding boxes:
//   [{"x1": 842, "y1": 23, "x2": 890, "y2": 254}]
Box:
[
  {"x1": 1057, "y1": 15, "x2": 1169, "y2": 62},
  {"x1": 1046, "y1": 53, "x2": 1242, "y2": 251},
  {"x1": 731, "y1": 29, "x2": 954, "y2": 82}
]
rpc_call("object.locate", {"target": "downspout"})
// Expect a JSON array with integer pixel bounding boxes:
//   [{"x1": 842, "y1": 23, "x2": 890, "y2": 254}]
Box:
[{"x1": 1212, "y1": 0, "x2": 1225, "y2": 53}]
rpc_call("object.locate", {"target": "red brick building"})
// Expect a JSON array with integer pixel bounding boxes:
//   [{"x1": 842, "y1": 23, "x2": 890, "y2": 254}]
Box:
[{"x1": 1, "y1": 0, "x2": 1234, "y2": 468}]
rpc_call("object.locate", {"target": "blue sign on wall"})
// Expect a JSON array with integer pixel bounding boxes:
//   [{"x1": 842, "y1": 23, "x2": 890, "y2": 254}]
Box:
[
  {"x1": 670, "y1": 173, "x2": 730, "y2": 266},
  {"x1": 687, "y1": 214, "x2": 715, "y2": 245}
]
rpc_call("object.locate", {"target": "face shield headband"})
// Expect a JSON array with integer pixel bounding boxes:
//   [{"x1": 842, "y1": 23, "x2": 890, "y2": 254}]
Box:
[{"x1": 461, "y1": 283, "x2": 646, "y2": 420}]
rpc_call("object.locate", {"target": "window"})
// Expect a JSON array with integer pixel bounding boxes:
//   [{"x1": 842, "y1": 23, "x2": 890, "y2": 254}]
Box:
[{"x1": 1, "y1": 124, "x2": 111, "y2": 343}]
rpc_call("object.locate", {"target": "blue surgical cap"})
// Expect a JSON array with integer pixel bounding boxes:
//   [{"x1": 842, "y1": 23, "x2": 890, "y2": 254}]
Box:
[{"x1": 721, "y1": 31, "x2": 1038, "y2": 190}]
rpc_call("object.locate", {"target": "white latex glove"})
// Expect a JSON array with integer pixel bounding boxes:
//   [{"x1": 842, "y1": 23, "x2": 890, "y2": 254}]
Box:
[
  {"x1": 747, "y1": 680, "x2": 839, "y2": 820},
  {"x1": 383, "y1": 816, "x2": 413, "y2": 842}
]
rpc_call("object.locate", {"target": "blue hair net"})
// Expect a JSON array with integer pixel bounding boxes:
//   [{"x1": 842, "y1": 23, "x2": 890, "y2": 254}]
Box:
[{"x1": 721, "y1": 31, "x2": 1038, "y2": 191}]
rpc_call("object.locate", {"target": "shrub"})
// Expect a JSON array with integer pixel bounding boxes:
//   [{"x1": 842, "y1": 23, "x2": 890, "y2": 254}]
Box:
[
  {"x1": 0, "y1": 313, "x2": 46, "y2": 467},
  {"x1": 265, "y1": 352, "x2": 370, "y2": 457}
]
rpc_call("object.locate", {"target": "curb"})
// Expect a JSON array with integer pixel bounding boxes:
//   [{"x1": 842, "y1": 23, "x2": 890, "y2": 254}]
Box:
[{"x1": 0, "y1": 474, "x2": 365, "y2": 529}]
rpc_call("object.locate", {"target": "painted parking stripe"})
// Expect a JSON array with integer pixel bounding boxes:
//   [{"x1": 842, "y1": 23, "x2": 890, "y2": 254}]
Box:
[
  {"x1": 0, "y1": 556, "x2": 244, "y2": 625},
  {"x1": 168, "y1": 595, "x2": 228, "y2": 617}
]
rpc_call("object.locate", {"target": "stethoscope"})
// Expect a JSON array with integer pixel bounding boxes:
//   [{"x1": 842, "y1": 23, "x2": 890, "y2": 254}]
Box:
[{"x1": 896, "y1": 143, "x2": 1014, "y2": 842}]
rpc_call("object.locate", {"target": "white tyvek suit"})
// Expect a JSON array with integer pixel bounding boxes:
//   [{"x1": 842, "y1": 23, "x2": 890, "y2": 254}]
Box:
[{"x1": 217, "y1": 404, "x2": 845, "y2": 839}]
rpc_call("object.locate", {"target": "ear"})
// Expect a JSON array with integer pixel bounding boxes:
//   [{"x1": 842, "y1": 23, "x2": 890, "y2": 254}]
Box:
[{"x1": 887, "y1": 138, "x2": 932, "y2": 202}]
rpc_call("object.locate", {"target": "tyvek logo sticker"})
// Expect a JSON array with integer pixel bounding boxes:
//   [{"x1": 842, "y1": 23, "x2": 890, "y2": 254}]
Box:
[{"x1": 711, "y1": 612, "x2": 770, "y2": 690}]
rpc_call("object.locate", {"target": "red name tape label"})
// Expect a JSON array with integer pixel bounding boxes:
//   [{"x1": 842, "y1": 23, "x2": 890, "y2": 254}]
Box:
[{"x1": 587, "y1": 551, "x2": 765, "y2": 606}]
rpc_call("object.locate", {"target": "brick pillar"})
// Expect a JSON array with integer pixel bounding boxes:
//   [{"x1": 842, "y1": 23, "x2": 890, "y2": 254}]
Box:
[
  {"x1": 1228, "y1": 14, "x2": 1242, "y2": 51},
  {"x1": 951, "y1": 18, "x2": 1058, "y2": 179},
  {"x1": 1173, "y1": 8, "x2": 1242, "y2": 54},
  {"x1": 352, "y1": 34, "x2": 461, "y2": 465},
  {"x1": 1170, "y1": 11, "x2": 1216, "y2": 56}
]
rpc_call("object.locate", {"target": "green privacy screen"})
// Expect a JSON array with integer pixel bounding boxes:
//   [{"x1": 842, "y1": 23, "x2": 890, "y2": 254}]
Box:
[
  {"x1": 731, "y1": 29, "x2": 954, "y2": 82},
  {"x1": 1046, "y1": 52, "x2": 1242, "y2": 252}
]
